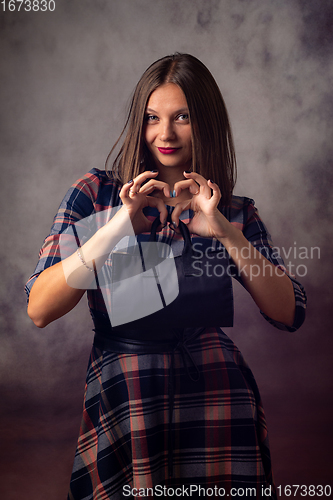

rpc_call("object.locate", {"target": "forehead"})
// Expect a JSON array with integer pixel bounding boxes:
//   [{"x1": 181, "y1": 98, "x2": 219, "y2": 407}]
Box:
[{"x1": 146, "y1": 83, "x2": 188, "y2": 110}]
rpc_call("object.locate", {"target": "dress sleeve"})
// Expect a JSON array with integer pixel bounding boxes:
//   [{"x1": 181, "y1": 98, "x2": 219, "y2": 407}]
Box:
[
  {"x1": 24, "y1": 169, "x2": 119, "y2": 299},
  {"x1": 232, "y1": 198, "x2": 307, "y2": 332}
]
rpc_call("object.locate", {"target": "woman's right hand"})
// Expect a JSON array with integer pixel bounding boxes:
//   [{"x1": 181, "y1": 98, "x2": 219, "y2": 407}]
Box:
[
  {"x1": 119, "y1": 170, "x2": 170, "y2": 234},
  {"x1": 28, "y1": 171, "x2": 170, "y2": 328}
]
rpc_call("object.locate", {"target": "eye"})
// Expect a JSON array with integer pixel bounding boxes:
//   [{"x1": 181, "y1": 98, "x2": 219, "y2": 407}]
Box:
[
  {"x1": 177, "y1": 113, "x2": 190, "y2": 122},
  {"x1": 145, "y1": 114, "x2": 159, "y2": 123}
]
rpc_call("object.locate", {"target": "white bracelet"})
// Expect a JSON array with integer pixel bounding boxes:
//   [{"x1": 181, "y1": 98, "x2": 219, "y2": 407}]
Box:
[{"x1": 76, "y1": 248, "x2": 94, "y2": 272}]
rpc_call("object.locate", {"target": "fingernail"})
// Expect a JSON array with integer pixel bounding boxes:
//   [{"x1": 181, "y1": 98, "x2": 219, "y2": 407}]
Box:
[
  {"x1": 209, "y1": 180, "x2": 214, "y2": 184},
  {"x1": 172, "y1": 221, "x2": 177, "y2": 229},
  {"x1": 172, "y1": 189, "x2": 176, "y2": 198},
  {"x1": 151, "y1": 170, "x2": 158, "y2": 173},
  {"x1": 128, "y1": 179, "x2": 133, "y2": 184},
  {"x1": 184, "y1": 170, "x2": 192, "y2": 174}
]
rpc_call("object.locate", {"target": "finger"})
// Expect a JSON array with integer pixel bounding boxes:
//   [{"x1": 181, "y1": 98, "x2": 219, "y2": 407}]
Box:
[
  {"x1": 120, "y1": 179, "x2": 134, "y2": 201},
  {"x1": 173, "y1": 179, "x2": 200, "y2": 197},
  {"x1": 206, "y1": 179, "x2": 222, "y2": 209},
  {"x1": 145, "y1": 196, "x2": 169, "y2": 225},
  {"x1": 131, "y1": 170, "x2": 159, "y2": 194},
  {"x1": 183, "y1": 171, "x2": 211, "y2": 198},
  {"x1": 207, "y1": 179, "x2": 221, "y2": 204},
  {"x1": 138, "y1": 179, "x2": 171, "y2": 198},
  {"x1": 170, "y1": 199, "x2": 192, "y2": 230}
]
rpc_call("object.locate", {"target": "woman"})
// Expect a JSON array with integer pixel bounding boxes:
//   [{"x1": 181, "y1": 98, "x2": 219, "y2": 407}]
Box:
[{"x1": 26, "y1": 54, "x2": 306, "y2": 499}]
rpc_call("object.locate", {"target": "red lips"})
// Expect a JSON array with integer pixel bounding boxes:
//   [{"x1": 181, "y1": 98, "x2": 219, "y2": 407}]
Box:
[{"x1": 157, "y1": 147, "x2": 180, "y2": 154}]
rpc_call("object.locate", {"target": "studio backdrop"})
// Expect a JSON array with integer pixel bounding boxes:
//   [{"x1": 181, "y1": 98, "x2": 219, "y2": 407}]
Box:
[{"x1": 0, "y1": 1, "x2": 332, "y2": 499}]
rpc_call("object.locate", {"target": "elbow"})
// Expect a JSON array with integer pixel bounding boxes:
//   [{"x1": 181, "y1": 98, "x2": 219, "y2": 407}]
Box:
[
  {"x1": 27, "y1": 303, "x2": 50, "y2": 328},
  {"x1": 273, "y1": 301, "x2": 296, "y2": 329},
  {"x1": 282, "y1": 303, "x2": 296, "y2": 328},
  {"x1": 32, "y1": 318, "x2": 49, "y2": 329}
]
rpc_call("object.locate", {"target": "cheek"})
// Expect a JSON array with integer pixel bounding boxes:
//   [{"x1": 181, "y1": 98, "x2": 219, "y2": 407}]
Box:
[
  {"x1": 144, "y1": 129, "x2": 155, "y2": 148},
  {"x1": 186, "y1": 135, "x2": 192, "y2": 153}
]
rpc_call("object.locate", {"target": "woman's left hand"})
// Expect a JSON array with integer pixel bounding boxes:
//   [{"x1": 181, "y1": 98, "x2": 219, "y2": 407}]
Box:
[
  {"x1": 171, "y1": 172, "x2": 296, "y2": 327},
  {"x1": 171, "y1": 172, "x2": 234, "y2": 240}
]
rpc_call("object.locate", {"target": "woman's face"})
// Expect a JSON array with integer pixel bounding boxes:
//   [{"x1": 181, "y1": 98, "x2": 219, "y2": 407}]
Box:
[{"x1": 144, "y1": 83, "x2": 192, "y2": 173}]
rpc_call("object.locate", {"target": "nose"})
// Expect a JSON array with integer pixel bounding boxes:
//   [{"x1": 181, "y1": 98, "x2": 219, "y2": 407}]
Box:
[{"x1": 160, "y1": 120, "x2": 176, "y2": 142}]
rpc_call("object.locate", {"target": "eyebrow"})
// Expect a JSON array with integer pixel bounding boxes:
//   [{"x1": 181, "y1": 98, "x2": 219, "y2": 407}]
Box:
[{"x1": 145, "y1": 107, "x2": 189, "y2": 114}]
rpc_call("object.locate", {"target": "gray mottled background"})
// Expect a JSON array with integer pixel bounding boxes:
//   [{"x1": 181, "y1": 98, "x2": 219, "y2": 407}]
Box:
[{"x1": 1, "y1": 0, "x2": 333, "y2": 498}]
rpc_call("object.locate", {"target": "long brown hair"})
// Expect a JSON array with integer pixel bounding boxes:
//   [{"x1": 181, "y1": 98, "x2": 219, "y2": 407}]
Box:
[{"x1": 106, "y1": 53, "x2": 236, "y2": 206}]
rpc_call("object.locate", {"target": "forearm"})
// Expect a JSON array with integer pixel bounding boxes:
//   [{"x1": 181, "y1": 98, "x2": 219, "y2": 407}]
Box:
[
  {"x1": 220, "y1": 225, "x2": 296, "y2": 327},
  {"x1": 28, "y1": 207, "x2": 132, "y2": 328}
]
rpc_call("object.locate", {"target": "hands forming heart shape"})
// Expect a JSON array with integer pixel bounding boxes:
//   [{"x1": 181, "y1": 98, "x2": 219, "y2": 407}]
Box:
[{"x1": 119, "y1": 170, "x2": 232, "y2": 241}]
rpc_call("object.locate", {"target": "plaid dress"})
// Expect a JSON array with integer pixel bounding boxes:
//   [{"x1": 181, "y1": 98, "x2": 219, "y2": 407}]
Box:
[{"x1": 25, "y1": 169, "x2": 306, "y2": 499}]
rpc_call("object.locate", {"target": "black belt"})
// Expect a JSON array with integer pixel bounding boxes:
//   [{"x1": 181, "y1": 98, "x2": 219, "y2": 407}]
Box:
[{"x1": 93, "y1": 325, "x2": 204, "y2": 478}]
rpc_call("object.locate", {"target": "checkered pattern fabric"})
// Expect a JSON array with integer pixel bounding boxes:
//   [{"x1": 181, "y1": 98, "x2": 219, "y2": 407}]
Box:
[{"x1": 26, "y1": 169, "x2": 306, "y2": 499}]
